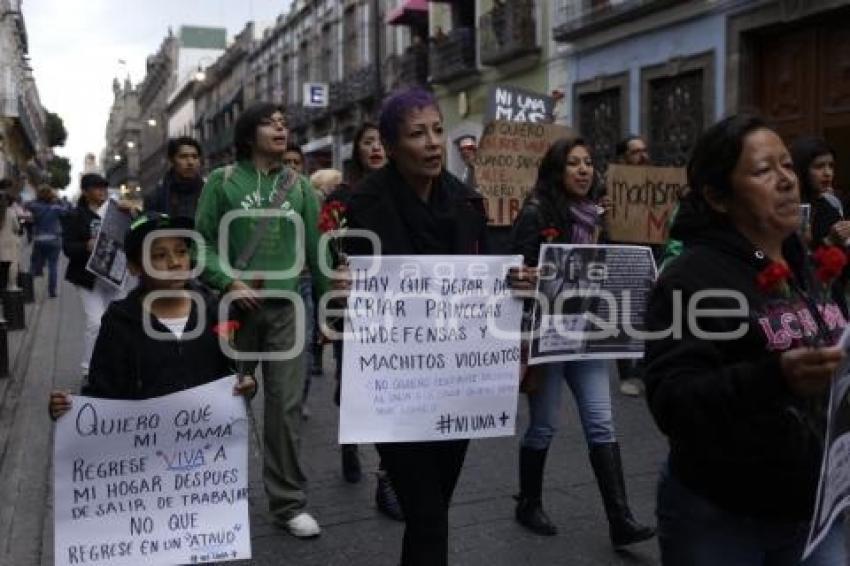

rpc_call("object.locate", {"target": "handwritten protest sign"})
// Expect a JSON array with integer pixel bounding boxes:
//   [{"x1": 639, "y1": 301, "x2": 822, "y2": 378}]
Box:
[
  {"x1": 475, "y1": 121, "x2": 573, "y2": 226},
  {"x1": 805, "y1": 346, "x2": 850, "y2": 559},
  {"x1": 340, "y1": 255, "x2": 524, "y2": 443},
  {"x1": 485, "y1": 84, "x2": 555, "y2": 124},
  {"x1": 86, "y1": 199, "x2": 131, "y2": 289},
  {"x1": 605, "y1": 164, "x2": 687, "y2": 244},
  {"x1": 529, "y1": 244, "x2": 657, "y2": 364},
  {"x1": 54, "y1": 376, "x2": 251, "y2": 566}
]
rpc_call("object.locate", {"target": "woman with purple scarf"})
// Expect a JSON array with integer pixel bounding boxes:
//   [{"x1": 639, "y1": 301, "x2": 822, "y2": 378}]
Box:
[{"x1": 509, "y1": 137, "x2": 655, "y2": 547}]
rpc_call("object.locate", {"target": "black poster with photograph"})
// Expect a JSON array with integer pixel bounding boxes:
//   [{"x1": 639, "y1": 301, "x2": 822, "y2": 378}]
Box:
[
  {"x1": 85, "y1": 199, "x2": 130, "y2": 288},
  {"x1": 528, "y1": 244, "x2": 656, "y2": 364}
]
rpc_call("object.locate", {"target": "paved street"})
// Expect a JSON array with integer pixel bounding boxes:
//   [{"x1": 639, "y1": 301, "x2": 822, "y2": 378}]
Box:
[{"x1": 0, "y1": 262, "x2": 666, "y2": 566}]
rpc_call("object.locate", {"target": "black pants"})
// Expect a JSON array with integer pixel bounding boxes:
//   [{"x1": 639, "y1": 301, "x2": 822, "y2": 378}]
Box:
[
  {"x1": 376, "y1": 439, "x2": 469, "y2": 566},
  {"x1": 0, "y1": 261, "x2": 10, "y2": 289}
]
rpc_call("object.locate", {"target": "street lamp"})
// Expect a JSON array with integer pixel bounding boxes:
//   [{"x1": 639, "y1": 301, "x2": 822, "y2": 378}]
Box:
[
  {"x1": 113, "y1": 154, "x2": 121, "y2": 161},
  {"x1": 147, "y1": 118, "x2": 157, "y2": 127},
  {"x1": 126, "y1": 141, "x2": 135, "y2": 149},
  {"x1": 193, "y1": 56, "x2": 216, "y2": 82}
]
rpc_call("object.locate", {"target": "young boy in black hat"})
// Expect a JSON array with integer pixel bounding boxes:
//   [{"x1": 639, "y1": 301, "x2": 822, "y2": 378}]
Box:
[{"x1": 50, "y1": 212, "x2": 255, "y2": 415}]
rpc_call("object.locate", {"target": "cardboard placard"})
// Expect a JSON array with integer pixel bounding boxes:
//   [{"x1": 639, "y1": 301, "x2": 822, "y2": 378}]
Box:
[
  {"x1": 605, "y1": 164, "x2": 687, "y2": 244},
  {"x1": 475, "y1": 121, "x2": 573, "y2": 226}
]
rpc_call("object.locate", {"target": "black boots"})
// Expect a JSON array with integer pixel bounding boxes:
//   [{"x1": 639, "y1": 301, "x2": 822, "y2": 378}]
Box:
[
  {"x1": 341, "y1": 444, "x2": 362, "y2": 483},
  {"x1": 589, "y1": 442, "x2": 655, "y2": 547},
  {"x1": 375, "y1": 470, "x2": 404, "y2": 521},
  {"x1": 515, "y1": 446, "x2": 558, "y2": 536}
]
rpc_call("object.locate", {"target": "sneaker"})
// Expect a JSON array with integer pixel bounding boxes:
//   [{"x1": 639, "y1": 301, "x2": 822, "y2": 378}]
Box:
[
  {"x1": 619, "y1": 378, "x2": 644, "y2": 397},
  {"x1": 375, "y1": 472, "x2": 404, "y2": 521},
  {"x1": 284, "y1": 512, "x2": 321, "y2": 538}
]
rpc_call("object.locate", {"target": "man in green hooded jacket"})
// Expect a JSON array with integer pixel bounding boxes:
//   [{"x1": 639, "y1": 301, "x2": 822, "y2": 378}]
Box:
[{"x1": 195, "y1": 102, "x2": 327, "y2": 539}]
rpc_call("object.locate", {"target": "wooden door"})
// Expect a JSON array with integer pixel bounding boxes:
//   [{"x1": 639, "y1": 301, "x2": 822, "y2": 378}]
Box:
[{"x1": 752, "y1": 12, "x2": 850, "y2": 191}]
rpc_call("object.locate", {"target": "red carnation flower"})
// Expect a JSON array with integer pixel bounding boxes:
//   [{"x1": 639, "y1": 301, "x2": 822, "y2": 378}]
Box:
[
  {"x1": 540, "y1": 227, "x2": 561, "y2": 242},
  {"x1": 813, "y1": 245, "x2": 848, "y2": 283},
  {"x1": 319, "y1": 201, "x2": 347, "y2": 233},
  {"x1": 756, "y1": 262, "x2": 792, "y2": 295},
  {"x1": 212, "y1": 320, "x2": 241, "y2": 338}
]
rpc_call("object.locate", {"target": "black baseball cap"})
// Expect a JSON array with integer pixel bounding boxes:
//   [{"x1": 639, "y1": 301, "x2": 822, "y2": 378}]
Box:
[
  {"x1": 80, "y1": 173, "x2": 109, "y2": 190},
  {"x1": 124, "y1": 212, "x2": 195, "y2": 264}
]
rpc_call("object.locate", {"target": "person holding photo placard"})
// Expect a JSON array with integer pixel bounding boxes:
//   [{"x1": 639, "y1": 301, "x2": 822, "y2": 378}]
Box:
[
  {"x1": 644, "y1": 116, "x2": 847, "y2": 564},
  {"x1": 339, "y1": 87, "x2": 489, "y2": 566},
  {"x1": 60, "y1": 174, "x2": 127, "y2": 381},
  {"x1": 508, "y1": 137, "x2": 655, "y2": 547}
]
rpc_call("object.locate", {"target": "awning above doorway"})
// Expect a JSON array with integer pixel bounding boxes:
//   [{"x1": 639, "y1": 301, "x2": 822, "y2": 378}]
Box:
[{"x1": 386, "y1": 0, "x2": 428, "y2": 26}]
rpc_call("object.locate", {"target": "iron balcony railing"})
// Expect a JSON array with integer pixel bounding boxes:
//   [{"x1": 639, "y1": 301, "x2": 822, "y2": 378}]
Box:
[
  {"x1": 480, "y1": 0, "x2": 539, "y2": 67},
  {"x1": 430, "y1": 27, "x2": 477, "y2": 84},
  {"x1": 553, "y1": 0, "x2": 680, "y2": 42}
]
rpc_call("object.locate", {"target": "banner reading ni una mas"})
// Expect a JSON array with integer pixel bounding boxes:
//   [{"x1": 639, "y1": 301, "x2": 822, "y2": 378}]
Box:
[
  {"x1": 605, "y1": 164, "x2": 687, "y2": 244},
  {"x1": 474, "y1": 121, "x2": 573, "y2": 227},
  {"x1": 340, "y1": 255, "x2": 524, "y2": 443},
  {"x1": 53, "y1": 376, "x2": 251, "y2": 566}
]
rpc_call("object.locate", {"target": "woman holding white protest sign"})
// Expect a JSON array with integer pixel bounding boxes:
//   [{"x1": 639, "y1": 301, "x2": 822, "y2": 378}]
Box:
[
  {"x1": 508, "y1": 137, "x2": 655, "y2": 547},
  {"x1": 643, "y1": 115, "x2": 847, "y2": 564},
  {"x1": 337, "y1": 87, "x2": 489, "y2": 566}
]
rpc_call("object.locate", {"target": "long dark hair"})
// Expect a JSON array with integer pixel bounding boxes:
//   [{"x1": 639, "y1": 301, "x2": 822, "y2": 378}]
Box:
[
  {"x1": 684, "y1": 114, "x2": 769, "y2": 218},
  {"x1": 233, "y1": 102, "x2": 286, "y2": 161},
  {"x1": 532, "y1": 137, "x2": 589, "y2": 198},
  {"x1": 790, "y1": 136, "x2": 835, "y2": 203},
  {"x1": 349, "y1": 121, "x2": 380, "y2": 185},
  {"x1": 525, "y1": 137, "x2": 596, "y2": 229}
]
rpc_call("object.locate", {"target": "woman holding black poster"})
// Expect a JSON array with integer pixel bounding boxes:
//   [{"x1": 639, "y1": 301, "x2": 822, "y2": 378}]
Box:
[
  {"x1": 337, "y1": 87, "x2": 488, "y2": 566},
  {"x1": 509, "y1": 138, "x2": 655, "y2": 547},
  {"x1": 643, "y1": 115, "x2": 847, "y2": 564}
]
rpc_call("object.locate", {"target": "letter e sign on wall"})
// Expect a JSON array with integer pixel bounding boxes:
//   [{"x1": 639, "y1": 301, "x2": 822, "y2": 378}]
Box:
[{"x1": 303, "y1": 83, "x2": 329, "y2": 108}]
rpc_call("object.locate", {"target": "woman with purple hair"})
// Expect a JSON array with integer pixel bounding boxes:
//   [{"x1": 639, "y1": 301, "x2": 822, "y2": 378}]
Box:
[{"x1": 341, "y1": 87, "x2": 489, "y2": 566}]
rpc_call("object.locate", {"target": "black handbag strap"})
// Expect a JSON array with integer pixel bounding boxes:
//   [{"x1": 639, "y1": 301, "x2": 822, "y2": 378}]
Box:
[{"x1": 234, "y1": 168, "x2": 299, "y2": 271}]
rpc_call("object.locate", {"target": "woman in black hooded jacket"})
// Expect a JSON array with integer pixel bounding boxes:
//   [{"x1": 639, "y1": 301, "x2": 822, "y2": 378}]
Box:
[
  {"x1": 643, "y1": 115, "x2": 848, "y2": 564},
  {"x1": 340, "y1": 87, "x2": 488, "y2": 566}
]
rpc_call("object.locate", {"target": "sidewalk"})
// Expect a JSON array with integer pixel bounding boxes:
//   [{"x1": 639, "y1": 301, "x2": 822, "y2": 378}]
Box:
[{"x1": 0, "y1": 270, "x2": 666, "y2": 566}]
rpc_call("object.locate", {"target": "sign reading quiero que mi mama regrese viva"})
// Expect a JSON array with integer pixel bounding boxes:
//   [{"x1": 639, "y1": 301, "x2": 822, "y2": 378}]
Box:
[
  {"x1": 340, "y1": 255, "x2": 524, "y2": 444},
  {"x1": 53, "y1": 376, "x2": 251, "y2": 566}
]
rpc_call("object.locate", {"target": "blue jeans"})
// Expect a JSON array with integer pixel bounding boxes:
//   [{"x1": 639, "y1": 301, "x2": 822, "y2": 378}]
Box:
[
  {"x1": 657, "y1": 463, "x2": 847, "y2": 566},
  {"x1": 521, "y1": 359, "x2": 615, "y2": 450},
  {"x1": 31, "y1": 238, "x2": 60, "y2": 296}
]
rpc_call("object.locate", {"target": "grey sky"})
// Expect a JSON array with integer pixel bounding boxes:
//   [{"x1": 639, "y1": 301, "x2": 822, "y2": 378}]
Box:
[{"x1": 24, "y1": 0, "x2": 292, "y2": 190}]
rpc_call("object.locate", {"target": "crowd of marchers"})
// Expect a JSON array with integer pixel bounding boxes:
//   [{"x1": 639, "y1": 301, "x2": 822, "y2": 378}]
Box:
[{"x1": 38, "y1": 84, "x2": 850, "y2": 566}]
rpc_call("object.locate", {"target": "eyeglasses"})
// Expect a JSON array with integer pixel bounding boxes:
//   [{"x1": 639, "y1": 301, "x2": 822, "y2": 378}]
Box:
[{"x1": 259, "y1": 116, "x2": 288, "y2": 128}]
